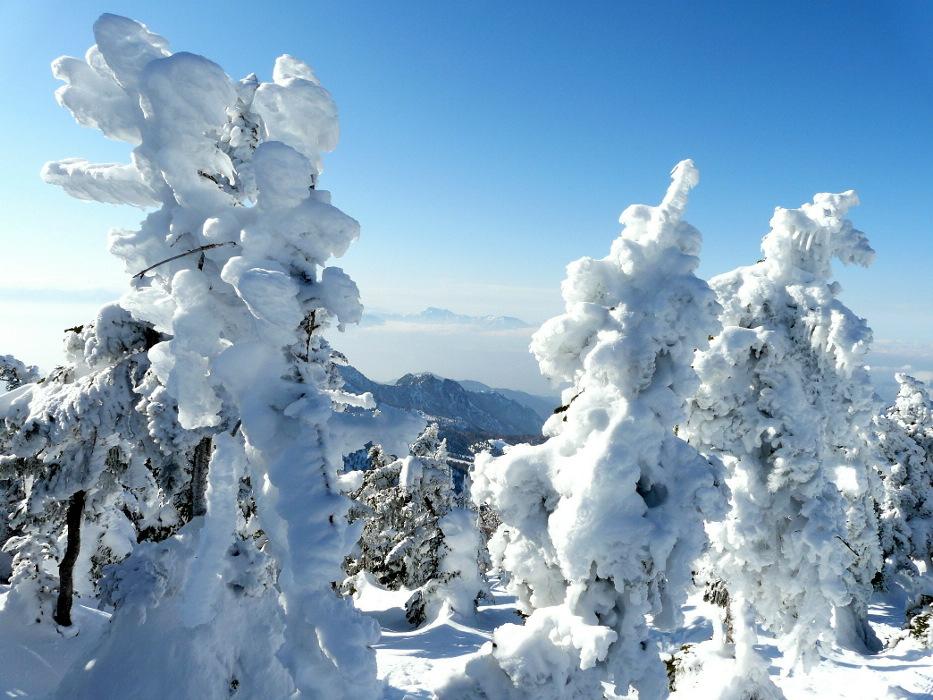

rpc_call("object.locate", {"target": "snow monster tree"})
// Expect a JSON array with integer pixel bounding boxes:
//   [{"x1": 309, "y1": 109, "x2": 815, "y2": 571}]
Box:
[
  {"x1": 686, "y1": 190, "x2": 883, "y2": 689},
  {"x1": 440, "y1": 161, "x2": 727, "y2": 700},
  {"x1": 33, "y1": 14, "x2": 418, "y2": 700}
]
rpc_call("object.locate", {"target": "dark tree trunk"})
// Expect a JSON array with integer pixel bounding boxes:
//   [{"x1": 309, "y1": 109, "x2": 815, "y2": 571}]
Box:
[
  {"x1": 191, "y1": 436, "x2": 213, "y2": 518},
  {"x1": 54, "y1": 489, "x2": 86, "y2": 627}
]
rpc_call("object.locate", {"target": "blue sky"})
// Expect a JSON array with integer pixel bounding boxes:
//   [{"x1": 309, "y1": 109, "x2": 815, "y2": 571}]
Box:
[{"x1": 1, "y1": 1, "x2": 931, "y2": 395}]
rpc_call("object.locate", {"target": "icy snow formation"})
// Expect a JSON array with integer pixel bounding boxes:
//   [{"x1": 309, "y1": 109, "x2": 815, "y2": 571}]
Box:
[
  {"x1": 686, "y1": 190, "x2": 883, "y2": 683},
  {"x1": 37, "y1": 14, "x2": 421, "y2": 699},
  {"x1": 439, "y1": 161, "x2": 727, "y2": 700}
]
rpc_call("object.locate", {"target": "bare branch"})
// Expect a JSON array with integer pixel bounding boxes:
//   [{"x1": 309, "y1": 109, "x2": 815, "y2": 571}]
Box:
[{"x1": 133, "y1": 242, "x2": 238, "y2": 280}]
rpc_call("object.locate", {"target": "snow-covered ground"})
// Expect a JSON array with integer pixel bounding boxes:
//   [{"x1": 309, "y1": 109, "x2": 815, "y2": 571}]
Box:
[
  {"x1": 4, "y1": 577, "x2": 933, "y2": 698},
  {"x1": 665, "y1": 586, "x2": 933, "y2": 699},
  {"x1": 352, "y1": 574, "x2": 519, "y2": 699},
  {"x1": 0, "y1": 586, "x2": 111, "y2": 698}
]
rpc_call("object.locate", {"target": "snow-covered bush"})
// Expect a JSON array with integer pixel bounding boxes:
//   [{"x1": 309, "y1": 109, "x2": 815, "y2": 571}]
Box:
[
  {"x1": 439, "y1": 161, "x2": 727, "y2": 700},
  {"x1": 30, "y1": 14, "x2": 419, "y2": 699},
  {"x1": 687, "y1": 189, "x2": 883, "y2": 683}
]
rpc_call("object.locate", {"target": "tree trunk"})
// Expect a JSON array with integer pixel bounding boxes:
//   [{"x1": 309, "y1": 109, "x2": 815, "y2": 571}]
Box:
[
  {"x1": 54, "y1": 489, "x2": 86, "y2": 627},
  {"x1": 191, "y1": 436, "x2": 213, "y2": 518}
]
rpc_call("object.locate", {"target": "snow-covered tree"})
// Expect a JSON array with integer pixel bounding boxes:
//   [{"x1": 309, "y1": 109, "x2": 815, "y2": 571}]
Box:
[
  {"x1": 402, "y1": 425, "x2": 489, "y2": 626},
  {"x1": 33, "y1": 14, "x2": 418, "y2": 699},
  {"x1": 439, "y1": 161, "x2": 727, "y2": 700},
  {"x1": 346, "y1": 425, "x2": 488, "y2": 626},
  {"x1": 344, "y1": 444, "x2": 409, "y2": 587},
  {"x1": 686, "y1": 189, "x2": 883, "y2": 685},
  {"x1": 0, "y1": 355, "x2": 39, "y2": 392},
  {"x1": 876, "y1": 374, "x2": 933, "y2": 577},
  {"x1": 0, "y1": 305, "x2": 184, "y2": 627}
]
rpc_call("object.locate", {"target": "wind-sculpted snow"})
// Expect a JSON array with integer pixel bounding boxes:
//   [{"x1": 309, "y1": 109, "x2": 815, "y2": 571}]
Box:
[
  {"x1": 27, "y1": 13, "x2": 424, "y2": 699},
  {"x1": 439, "y1": 161, "x2": 727, "y2": 700}
]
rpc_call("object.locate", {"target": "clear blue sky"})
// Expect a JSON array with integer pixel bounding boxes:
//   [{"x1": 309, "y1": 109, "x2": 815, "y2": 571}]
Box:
[{"x1": 1, "y1": 1, "x2": 931, "y2": 395}]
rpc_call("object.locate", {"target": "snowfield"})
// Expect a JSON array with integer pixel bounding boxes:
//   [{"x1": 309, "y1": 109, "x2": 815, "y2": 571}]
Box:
[{"x1": 5, "y1": 578, "x2": 933, "y2": 698}]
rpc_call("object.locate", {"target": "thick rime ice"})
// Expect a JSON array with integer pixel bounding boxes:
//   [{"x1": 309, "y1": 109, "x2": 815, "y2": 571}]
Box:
[
  {"x1": 686, "y1": 190, "x2": 883, "y2": 684},
  {"x1": 438, "y1": 161, "x2": 727, "y2": 700},
  {"x1": 25, "y1": 14, "x2": 424, "y2": 699}
]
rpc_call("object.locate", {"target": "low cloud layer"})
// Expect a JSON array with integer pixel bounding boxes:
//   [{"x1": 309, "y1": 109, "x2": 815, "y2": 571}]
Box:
[
  {"x1": 865, "y1": 339, "x2": 933, "y2": 403},
  {"x1": 330, "y1": 309, "x2": 557, "y2": 397}
]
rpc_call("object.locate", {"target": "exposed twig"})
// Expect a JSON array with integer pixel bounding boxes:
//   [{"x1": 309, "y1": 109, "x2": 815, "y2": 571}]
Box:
[
  {"x1": 133, "y1": 242, "x2": 237, "y2": 279},
  {"x1": 836, "y1": 534, "x2": 859, "y2": 557}
]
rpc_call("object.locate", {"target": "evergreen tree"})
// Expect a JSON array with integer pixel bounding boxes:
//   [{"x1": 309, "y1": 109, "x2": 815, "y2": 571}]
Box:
[
  {"x1": 403, "y1": 424, "x2": 489, "y2": 626},
  {"x1": 345, "y1": 425, "x2": 488, "y2": 626},
  {"x1": 876, "y1": 374, "x2": 933, "y2": 577},
  {"x1": 686, "y1": 189, "x2": 883, "y2": 687},
  {"x1": 27, "y1": 14, "x2": 418, "y2": 698},
  {"x1": 439, "y1": 161, "x2": 727, "y2": 700},
  {"x1": 345, "y1": 444, "x2": 409, "y2": 587},
  {"x1": 0, "y1": 304, "x2": 181, "y2": 626},
  {"x1": 0, "y1": 355, "x2": 39, "y2": 391}
]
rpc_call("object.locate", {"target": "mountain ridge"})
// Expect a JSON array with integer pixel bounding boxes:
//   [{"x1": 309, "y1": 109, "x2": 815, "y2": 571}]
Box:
[{"x1": 338, "y1": 366, "x2": 553, "y2": 456}]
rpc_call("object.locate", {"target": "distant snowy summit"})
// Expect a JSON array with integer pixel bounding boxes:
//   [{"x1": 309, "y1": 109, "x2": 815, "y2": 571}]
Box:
[{"x1": 360, "y1": 307, "x2": 533, "y2": 330}]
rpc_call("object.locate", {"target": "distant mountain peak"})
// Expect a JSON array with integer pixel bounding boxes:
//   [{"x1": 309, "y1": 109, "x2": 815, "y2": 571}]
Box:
[
  {"x1": 420, "y1": 307, "x2": 456, "y2": 319},
  {"x1": 360, "y1": 307, "x2": 534, "y2": 330},
  {"x1": 337, "y1": 366, "x2": 553, "y2": 453},
  {"x1": 395, "y1": 372, "x2": 450, "y2": 387}
]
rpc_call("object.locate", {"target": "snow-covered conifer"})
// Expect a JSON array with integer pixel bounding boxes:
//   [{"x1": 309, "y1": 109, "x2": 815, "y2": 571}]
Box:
[
  {"x1": 876, "y1": 374, "x2": 933, "y2": 577},
  {"x1": 394, "y1": 425, "x2": 454, "y2": 593},
  {"x1": 687, "y1": 189, "x2": 883, "y2": 680},
  {"x1": 344, "y1": 444, "x2": 409, "y2": 587},
  {"x1": 439, "y1": 161, "x2": 727, "y2": 700},
  {"x1": 0, "y1": 355, "x2": 39, "y2": 392},
  {"x1": 402, "y1": 424, "x2": 489, "y2": 625},
  {"x1": 346, "y1": 425, "x2": 488, "y2": 626},
  {"x1": 34, "y1": 15, "x2": 418, "y2": 699},
  {"x1": 0, "y1": 305, "x2": 176, "y2": 626}
]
